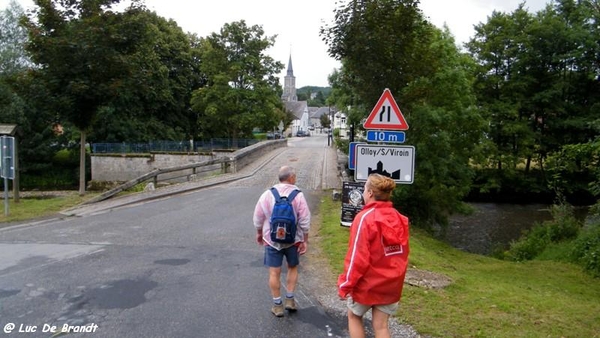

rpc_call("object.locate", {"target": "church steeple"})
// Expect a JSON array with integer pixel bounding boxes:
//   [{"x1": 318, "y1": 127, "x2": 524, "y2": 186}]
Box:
[
  {"x1": 287, "y1": 55, "x2": 294, "y2": 76},
  {"x1": 281, "y1": 53, "x2": 297, "y2": 102}
]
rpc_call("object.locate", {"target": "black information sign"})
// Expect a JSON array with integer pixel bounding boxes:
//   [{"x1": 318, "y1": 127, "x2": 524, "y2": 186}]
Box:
[{"x1": 340, "y1": 181, "x2": 365, "y2": 227}]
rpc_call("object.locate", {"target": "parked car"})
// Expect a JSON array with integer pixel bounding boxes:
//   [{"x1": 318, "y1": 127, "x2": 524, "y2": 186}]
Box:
[
  {"x1": 296, "y1": 130, "x2": 310, "y2": 137},
  {"x1": 266, "y1": 132, "x2": 282, "y2": 139}
]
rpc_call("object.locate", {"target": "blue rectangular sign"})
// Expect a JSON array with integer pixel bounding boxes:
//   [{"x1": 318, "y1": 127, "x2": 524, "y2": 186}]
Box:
[
  {"x1": 366, "y1": 130, "x2": 406, "y2": 143},
  {"x1": 348, "y1": 142, "x2": 364, "y2": 170}
]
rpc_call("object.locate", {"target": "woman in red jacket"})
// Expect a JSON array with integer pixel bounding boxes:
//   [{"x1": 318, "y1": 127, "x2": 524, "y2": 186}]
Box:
[{"x1": 338, "y1": 174, "x2": 410, "y2": 338}]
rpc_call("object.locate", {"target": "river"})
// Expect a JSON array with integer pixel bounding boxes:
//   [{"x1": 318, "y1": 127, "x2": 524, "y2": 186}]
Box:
[{"x1": 443, "y1": 203, "x2": 589, "y2": 256}]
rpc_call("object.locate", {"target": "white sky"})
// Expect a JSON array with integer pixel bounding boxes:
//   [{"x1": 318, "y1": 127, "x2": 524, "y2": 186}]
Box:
[{"x1": 2, "y1": 0, "x2": 549, "y2": 88}]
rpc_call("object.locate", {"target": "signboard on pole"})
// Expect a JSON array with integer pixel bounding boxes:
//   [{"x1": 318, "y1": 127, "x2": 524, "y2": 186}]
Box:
[
  {"x1": 354, "y1": 144, "x2": 415, "y2": 184},
  {"x1": 363, "y1": 88, "x2": 409, "y2": 131},
  {"x1": 340, "y1": 181, "x2": 365, "y2": 227},
  {"x1": 1, "y1": 136, "x2": 15, "y2": 179}
]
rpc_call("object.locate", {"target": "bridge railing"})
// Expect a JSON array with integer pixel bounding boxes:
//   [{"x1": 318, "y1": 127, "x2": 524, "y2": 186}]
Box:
[{"x1": 85, "y1": 139, "x2": 286, "y2": 204}]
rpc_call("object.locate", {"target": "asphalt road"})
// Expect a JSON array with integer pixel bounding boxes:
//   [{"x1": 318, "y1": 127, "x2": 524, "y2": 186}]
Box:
[{"x1": 0, "y1": 134, "x2": 349, "y2": 338}]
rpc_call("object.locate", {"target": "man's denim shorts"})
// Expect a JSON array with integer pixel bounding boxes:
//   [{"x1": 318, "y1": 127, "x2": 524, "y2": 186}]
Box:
[{"x1": 264, "y1": 245, "x2": 299, "y2": 268}]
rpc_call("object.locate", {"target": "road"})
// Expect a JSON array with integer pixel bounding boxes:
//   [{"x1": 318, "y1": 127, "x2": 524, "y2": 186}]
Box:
[{"x1": 0, "y1": 134, "x2": 348, "y2": 338}]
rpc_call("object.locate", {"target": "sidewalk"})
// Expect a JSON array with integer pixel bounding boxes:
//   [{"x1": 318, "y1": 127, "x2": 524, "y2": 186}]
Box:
[{"x1": 62, "y1": 145, "x2": 342, "y2": 217}]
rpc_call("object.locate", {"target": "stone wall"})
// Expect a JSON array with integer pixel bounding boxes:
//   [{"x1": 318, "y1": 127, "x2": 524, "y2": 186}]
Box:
[{"x1": 90, "y1": 139, "x2": 287, "y2": 183}]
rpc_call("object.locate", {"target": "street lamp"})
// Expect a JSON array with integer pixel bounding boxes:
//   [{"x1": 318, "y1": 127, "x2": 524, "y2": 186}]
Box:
[{"x1": 328, "y1": 107, "x2": 334, "y2": 146}]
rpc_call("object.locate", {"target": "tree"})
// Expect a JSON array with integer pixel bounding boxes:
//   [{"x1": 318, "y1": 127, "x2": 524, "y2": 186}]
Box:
[
  {"x1": 321, "y1": 0, "x2": 435, "y2": 106},
  {"x1": 467, "y1": 7, "x2": 536, "y2": 175},
  {"x1": 0, "y1": 0, "x2": 29, "y2": 123},
  {"x1": 319, "y1": 114, "x2": 331, "y2": 129},
  {"x1": 190, "y1": 21, "x2": 284, "y2": 140},
  {"x1": 322, "y1": 0, "x2": 487, "y2": 229},
  {"x1": 89, "y1": 10, "x2": 207, "y2": 143},
  {"x1": 22, "y1": 0, "x2": 144, "y2": 195},
  {"x1": 0, "y1": 0, "x2": 22, "y2": 123},
  {"x1": 467, "y1": 0, "x2": 600, "y2": 199},
  {"x1": 0, "y1": 0, "x2": 58, "y2": 189},
  {"x1": 0, "y1": 0, "x2": 29, "y2": 75}
]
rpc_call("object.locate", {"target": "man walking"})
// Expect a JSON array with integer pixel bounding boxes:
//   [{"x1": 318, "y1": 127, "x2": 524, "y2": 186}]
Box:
[{"x1": 253, "y1": 166, "x2": 311, "y2": 317}]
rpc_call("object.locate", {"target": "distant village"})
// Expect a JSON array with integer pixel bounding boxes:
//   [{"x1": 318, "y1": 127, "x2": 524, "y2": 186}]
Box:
[{"x1": 280, "y1": 55, "x2": 347, "y2": 137}]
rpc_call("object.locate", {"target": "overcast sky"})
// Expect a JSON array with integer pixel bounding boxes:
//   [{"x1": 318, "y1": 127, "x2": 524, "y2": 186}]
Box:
[{"x1": 1, "y1": 0, "x2": 550, "y2": 88}]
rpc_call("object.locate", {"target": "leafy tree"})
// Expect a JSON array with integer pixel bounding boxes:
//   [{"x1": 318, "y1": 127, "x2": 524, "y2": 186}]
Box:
[
  {"x1": 322, "y1": 0, "x2": 487, "y2": 229},
  {"x1": 319, "y1": 113, "x2": 331, "y2": 129},
  {"x1": 468, "y1": 0, "x2": 600, "y2": 200},
  {"x1": 0, "y1": 0, "x2": 28, "y2": 126},
  {"x1": 0, "y1": 0, "x2": 29, "y2": 74},
  {"x1": 308, "y1": 91, "x2": 326, "y2": 106},
  {"x1": 89, "y1": 10, "x2": 207, "y2": 143},
  {"x1": 325, "y1": 66, "x2": 368, "y2": 131},
  {"x1": 468, "y1": 7, "x2": 536, "y2": 173},
  {"x1": 297, "y1": 91, "x2": 308, "y2": 101},
  {"x1": 0, "y1": 0, "x2": 58, "y2": 186},
  {"x1": 398, "y1": 30, "x2": 487, "y2": 229},
  {"x1": 190, "y1": 21, "x2": 284, "y2": 140},
  {"x1": 5, "y1": 1, "x2": 208, "y2": 191},
  {"x1": 297, "y1": 86, "x2": 331, "y2": 106},
  {"x1": 321, "y1": 0, "x2": 435, "y2": 106},
  {"x1": 22, "y1": 0, "x2": 147, "y2": 194}
]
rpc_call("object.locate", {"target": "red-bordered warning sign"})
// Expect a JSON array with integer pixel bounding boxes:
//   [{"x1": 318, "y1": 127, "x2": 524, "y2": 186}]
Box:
[{"x1": 363, "y1": 88, "x2": 409, "y2": 130}]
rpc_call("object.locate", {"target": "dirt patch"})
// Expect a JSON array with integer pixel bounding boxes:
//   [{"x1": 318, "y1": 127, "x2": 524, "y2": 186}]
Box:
[{"x1": 405, "y1": 268, "x2": 453, "y2": 289}]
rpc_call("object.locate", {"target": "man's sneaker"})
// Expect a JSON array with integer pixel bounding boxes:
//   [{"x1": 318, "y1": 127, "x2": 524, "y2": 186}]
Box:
[
  {"x1": 271, "y1": 303, "x2": 284, "y2": 317},
  {"x1": 284, "y1": 297, "x2": 297, "y2": 311}
]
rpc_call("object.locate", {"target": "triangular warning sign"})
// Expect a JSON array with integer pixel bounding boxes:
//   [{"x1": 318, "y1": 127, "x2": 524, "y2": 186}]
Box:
[{"x1": 363, "y1": 88, "x2": 409, "y2": 130}]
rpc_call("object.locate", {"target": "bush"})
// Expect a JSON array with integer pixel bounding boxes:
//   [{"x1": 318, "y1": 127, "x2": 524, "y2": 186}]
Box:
[
  {"x1": 571, "y1": 221, "x2": 600, "y2": 277},
  {"x1": 504, "y1": 203, "x2": 582, "y2": 262},
  {"x1": 504, "y1": 223, "x2": 551, "y2": 261},
  {"x1": 546, "y1": 204, "x2": 580, "y2": 242}
]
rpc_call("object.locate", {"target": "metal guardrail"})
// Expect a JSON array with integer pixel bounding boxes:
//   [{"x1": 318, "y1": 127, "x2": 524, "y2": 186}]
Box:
[{"x1": 83, "y1": 157, "x2": 230, "y2": 204}]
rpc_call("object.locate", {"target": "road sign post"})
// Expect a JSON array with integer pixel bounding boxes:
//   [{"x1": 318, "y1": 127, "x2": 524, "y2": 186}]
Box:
[
  {"x1": 340, "y1": 88, "x2": 415, "y2": 226},
  {"x1": 354, "y1": 144, "x2": 415, "y2": 184}
]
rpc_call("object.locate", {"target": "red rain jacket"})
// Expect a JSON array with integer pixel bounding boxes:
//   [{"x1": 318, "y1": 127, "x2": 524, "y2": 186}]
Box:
[{"x1": 337, "y1": 201, "x2": 410, "y2": 305}]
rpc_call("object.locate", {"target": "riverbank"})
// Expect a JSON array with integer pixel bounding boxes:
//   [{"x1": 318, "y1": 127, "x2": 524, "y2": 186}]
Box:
[{"x1": 317, "y1": 194, "x2": 600, "y2": 337}]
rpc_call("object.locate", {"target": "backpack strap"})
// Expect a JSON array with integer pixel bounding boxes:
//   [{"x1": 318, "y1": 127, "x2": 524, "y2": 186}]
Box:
[
  {"x1": 270, "y1": 187, "x2": 300, "y2": 201},
  {"x1": 287, "y1": 189, "x2": 300, "y2": 202},
  {"x1": 270, "y1": 187, "x2": 282, "y2": 202}
]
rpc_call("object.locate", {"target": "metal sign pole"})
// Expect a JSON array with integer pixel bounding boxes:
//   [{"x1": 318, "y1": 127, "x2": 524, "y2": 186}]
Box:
[
  {"x1": 1, "y1": 136, "x2": 13, "y2": 216},
  {"x1": 3, "y1": 177, "x2": 8, "y2": 216},
  {"x1": 1, "y1": 136, "x2": 6, "y2": 216}
]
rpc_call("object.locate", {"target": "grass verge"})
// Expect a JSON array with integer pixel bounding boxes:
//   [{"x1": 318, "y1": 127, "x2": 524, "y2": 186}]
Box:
[
  {"x1": 318, "y1": 192, "x2": 600, "y2": 337},
  {"x1": 0, "y1": 192, "x2": 99, "y2": 224}
]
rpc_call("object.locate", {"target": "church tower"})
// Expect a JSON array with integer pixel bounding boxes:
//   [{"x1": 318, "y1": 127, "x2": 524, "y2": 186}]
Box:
[{"x1": 281, "y1": 54, "x2": 297, "y2": 102}]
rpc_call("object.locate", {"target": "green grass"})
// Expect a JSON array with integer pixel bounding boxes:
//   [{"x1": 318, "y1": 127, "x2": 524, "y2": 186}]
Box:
[
  {"x1": 0, "y1": 193, "x2": 98, "y2": 224},
  {"x1": 318, "y1": 192, "x2": 600, "y2": 337}
]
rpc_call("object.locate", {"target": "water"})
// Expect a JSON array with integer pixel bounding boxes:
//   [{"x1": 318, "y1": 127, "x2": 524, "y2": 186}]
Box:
[{"x1": 443, "y1": 203, "x2": 589, "y2": 256}]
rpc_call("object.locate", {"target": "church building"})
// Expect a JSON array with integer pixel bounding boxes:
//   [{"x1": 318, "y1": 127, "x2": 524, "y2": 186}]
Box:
[{"x1": 281, "y1": 55, "x2": 309, "y2": 135}]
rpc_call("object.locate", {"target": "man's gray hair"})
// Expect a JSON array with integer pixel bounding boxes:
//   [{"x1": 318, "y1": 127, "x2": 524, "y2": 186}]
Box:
[{"x1": 278, "y1": 166, "x2": 296, "y2": 182}]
